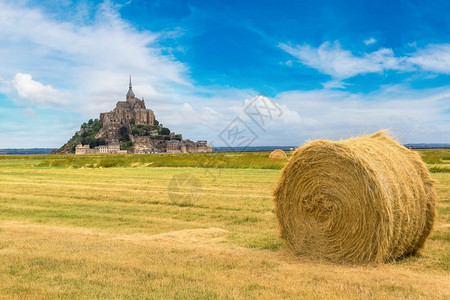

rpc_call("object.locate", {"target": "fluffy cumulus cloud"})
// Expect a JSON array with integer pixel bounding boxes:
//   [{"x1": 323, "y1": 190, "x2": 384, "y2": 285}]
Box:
[
  {"x1": 0, "y1": 0, "x2": 188, "y2": 114},
  {"x1": 0, "y1": 0, "x2": 198, "y2": 147},
  {"x1": 180, "y1": 103, "x2": 222, "y2": 126},
  {"x1": 11, "y1": 73, "x2": 68, "y2": 106}
]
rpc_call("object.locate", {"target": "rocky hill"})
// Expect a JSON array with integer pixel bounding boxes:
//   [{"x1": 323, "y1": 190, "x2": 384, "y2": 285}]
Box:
[
  {"x1": 56, "y1": 118, "x2": 178, "y2": 154},
  {"x1": 57, "y1": 78, "x2": 209, "y2": 154}
]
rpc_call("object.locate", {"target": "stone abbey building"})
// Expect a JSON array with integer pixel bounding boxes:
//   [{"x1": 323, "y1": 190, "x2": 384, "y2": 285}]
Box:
[
  {"x1": 75, "y1": 78, "x2": 212, "y2": 155},
  {"x1": 99, "y1": 78, "x2": 155, "y2": 140}
]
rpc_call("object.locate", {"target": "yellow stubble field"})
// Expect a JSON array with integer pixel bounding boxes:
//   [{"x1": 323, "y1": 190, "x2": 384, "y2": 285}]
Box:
[{"x1": 0, "y1": 154, "x2": 448, "y2": 299}]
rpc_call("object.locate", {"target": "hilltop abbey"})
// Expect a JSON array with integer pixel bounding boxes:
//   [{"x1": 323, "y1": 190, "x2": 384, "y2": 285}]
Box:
[
  {"x1": 74, "y1": 77, "x2": 212, "y2": 155},
  {"x1": 99, "y1": 79, "x2": 155, "y2": 140}
]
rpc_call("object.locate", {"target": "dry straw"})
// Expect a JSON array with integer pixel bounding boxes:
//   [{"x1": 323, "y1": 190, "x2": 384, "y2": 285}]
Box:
[
  {"x1": 274, "y1": 131, "x2": 436, "y2": 264},
  {"x1": 269, "y1": 149, "x2": 287, "y2": 160}
]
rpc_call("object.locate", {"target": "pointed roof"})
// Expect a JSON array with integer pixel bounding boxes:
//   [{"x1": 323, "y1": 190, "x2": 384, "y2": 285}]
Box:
[{"x1": 126, "y1": 75, "x2": 135, "y2": 97}]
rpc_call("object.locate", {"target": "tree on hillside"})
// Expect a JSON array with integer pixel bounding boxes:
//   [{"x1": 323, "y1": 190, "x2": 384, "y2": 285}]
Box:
[
  {"x1": 119, "y1": 127, "x2": 131, "y2": 142},
  {"x1": 160, "y1": 127, "x2": 170, "y2": 135}
]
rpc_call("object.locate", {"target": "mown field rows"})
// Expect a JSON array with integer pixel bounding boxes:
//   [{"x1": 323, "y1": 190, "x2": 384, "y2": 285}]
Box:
[{"x1": 0, "y1": 153, "x2": 448, "y2": 298}]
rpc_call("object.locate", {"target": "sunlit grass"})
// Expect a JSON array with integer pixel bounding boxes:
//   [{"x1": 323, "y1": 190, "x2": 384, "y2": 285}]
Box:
[
  {"x1": 0, "y1": 152, "x2": 448, "y2": 298},
  {"x1": 30, "y1": 152, "x2": 290, "y2": 169},
  {"x1": 418, "y1": 149, "x2": 450, "y2": 172}
]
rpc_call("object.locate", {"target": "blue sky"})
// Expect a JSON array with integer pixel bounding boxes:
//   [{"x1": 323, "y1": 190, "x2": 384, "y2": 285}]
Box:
[{"x1": 1, "y1": 0, "x2": 450, "y2": 148}]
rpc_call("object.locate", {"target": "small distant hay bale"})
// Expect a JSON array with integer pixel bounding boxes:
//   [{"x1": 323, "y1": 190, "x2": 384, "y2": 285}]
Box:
[
  {"x1": 274, "y1": 131, "x2": 436, "y2": 264},
  {"x1": 269, "y1": 149, "x2": 287, "y2": 160}
]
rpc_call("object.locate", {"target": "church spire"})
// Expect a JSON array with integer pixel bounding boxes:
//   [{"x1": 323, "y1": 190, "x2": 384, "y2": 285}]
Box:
[{"x1": 126, "y1": 75, "x2": 135, "y2": 98}]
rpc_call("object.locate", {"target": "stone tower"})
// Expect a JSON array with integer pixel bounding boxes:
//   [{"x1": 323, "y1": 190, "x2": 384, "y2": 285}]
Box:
[
  {"x1": 99, "y1": 77, "x2": 155, "y2": 140},
  {"x1": 126, "y1": 75, "x2": 135, "y2": 101}
]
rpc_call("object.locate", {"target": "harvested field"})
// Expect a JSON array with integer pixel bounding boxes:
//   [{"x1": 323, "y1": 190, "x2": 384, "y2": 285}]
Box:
[{"x1": 0, "y1": 154, "x2": 448, "y2": 298}]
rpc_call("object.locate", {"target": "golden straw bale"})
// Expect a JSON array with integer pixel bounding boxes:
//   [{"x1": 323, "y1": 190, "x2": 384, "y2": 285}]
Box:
[
  {"x1": 273, "y1": 131, "x2": 436, "y2": 264},
  {"x1": 269, "y1": 149, "x2": 287, "y2": 160}
]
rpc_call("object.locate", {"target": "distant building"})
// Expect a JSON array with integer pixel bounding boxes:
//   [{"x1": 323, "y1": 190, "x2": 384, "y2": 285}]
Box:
[
  {"x1": 75, "y1": 77, "x2": 212, "y2": 154},
  {"x1": 75, "y1": 140, "x2": 127, "y2": 155},
  {"x1": 75, "y1": 144, "x2": 90, "y2": 155},
  {"x1": 99, "y1": 76, "x2": 155, "y2": 140},
  {"x1": 167, "y1": 139, "x2": 212, "y2": 153}
]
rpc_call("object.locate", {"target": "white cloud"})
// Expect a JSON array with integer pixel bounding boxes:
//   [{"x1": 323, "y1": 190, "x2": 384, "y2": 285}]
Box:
[
  {"x1": 273, "y1": 86, "x2": 450, "y2": 144},
  {"x1": 239, "y1": 95, "x2": 316, "y2": 127},
  {"x1": 159, "y1": 102, "x2": 225, "y2": 142},
  {"x1": 280, "y1": 40, "x2": 450, "y2": 84},
  {"x1": 11, "y1": 73, "x2": 68, "y2": 106},
  {"x1": 408, "y1": 44, "x2": 450, "y2": 74},
  {"x1": 279, "y1": 41, "x2": 408, "y2": 79},
  {"x1": 321, "y1": 80, "x2": 347, "y2": 89},
  {"x1": 0, "y1": 1, "x2": 449, "y2": 147},
  {"x1": 159, "y1": 89, "x2": 450, "y2": 145},
  {"x1": 180, "y1": 102, "x2": 221, "y2": 124},
  {"x1": 0, "y1": 0, "x2": 188, "y2": 114},
  {"x1": 277, "y1": 103, "x2": 318, "y2": 126},
  {"x1": 364, "y1": 37, "x2": 377, "y2": 45},
  {"x1": 281, "y1": 40, "x2": 450, "y2": 82}
]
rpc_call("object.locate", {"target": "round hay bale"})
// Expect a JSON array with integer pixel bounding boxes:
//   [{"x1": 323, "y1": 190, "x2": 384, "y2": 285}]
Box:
[
  {"x1": 273, "y1": 131, "x2": 436, "y2": 264},
  {"x1": 269, "y1": 149, "x2": 287, "y2": 160}
]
